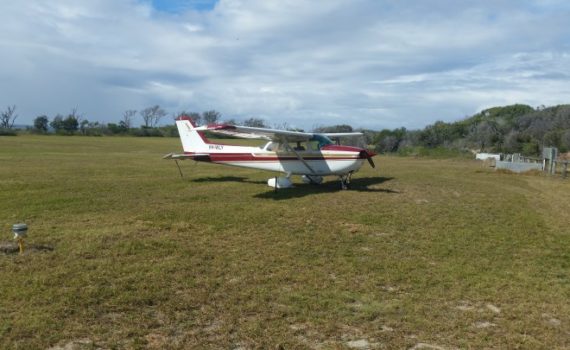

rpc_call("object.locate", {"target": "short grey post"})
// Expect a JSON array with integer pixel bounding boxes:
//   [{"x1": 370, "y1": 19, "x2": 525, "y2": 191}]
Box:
[
  {"x1": 563, "y1": 162, "x2": 568, "y2": 179},
  {"x1": 550, "y1": 147, "x2": 558, "y2": 175}
]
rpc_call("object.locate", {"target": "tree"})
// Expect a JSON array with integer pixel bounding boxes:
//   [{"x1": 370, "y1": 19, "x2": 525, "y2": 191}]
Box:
[
  {"x1": 202, "y1": 110, "x2": 221, "y2": 125},
  {"x1": 79, "y1": 120, "x2": 89, "y2": 135},
  {"x1": 50, "y1": 115, "x2": 64, "y2": 132},
  {"x1": 560, "y1": 130, "x2": 570, "y2": 152},
  {"x1": 522, "y1": 140, "x2": 540, "y2": 156},
  {"x1": 69, "y1": 107, "x2": 83, "y2": 126},
  {"x1": 543, "y1": 130, "x2": 560, "y2": 149},
  {"x1": 313, "y1": 124, "x2": 353, "y2": 133},
  {"x1": 377, "y1": 135, "x2": 399, "y2": 153},
  {"x1": 33, "y1": 115, "x2": 49, "y2": 133},
  {"x1": 118, "y1": 120, "x2": 128, "y2": 130},
  {"x1": 140, "y1": 106, "x2": 151, "y2": 128},
  {"x1": 175, "y1": 111, "x2": 201, "y2": 125},
  {"x1": 503, "y1": 131, "x2": 522, "y2": 153},
  {"x1": 469, "y1": 121, "x2": 499, "y2": 150},
  {"x1": 122, "y1": 109, "x2": 137, "y2": 129},
  {"x1": 1, "y1": 105, "x2": 17, "y2": 129},
  {"x1": 420, "y1": 121, "x2": 450, "y2": 147},
  {"x1": 62, "y1": 115, "x2": 79, "y2": 133},
  {"x1": 107, "y1": 123, "x2": 126, "y2": 134},
  {"x1": 140, "y1": 105, "x2": 167, "y2": 127},
  {"x1": 373, "y1": 127, "x2": 407, "y2": 153},
  {"x1": 243, "y1": 117, "x2": 266, "y2": 128}
]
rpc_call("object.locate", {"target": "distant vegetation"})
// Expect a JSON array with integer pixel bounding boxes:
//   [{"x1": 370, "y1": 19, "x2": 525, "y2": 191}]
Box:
[
  {"x1": 2, "y1": 103, "x2": 569, "y2": 156},
  {"x1": 370, "y1": 104, "x2": 570, "y2": 156},
  {"x1": 0, "y1": 105, "x2": 18, "y2": 136}
]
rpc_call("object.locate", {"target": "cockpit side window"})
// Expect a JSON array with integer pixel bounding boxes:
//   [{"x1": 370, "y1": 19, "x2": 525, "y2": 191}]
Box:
[
  {"x1": 310, "y1": 135, "x2": 333, "y2": 150},
  {"x1": 263, "y1": 142, "x2": 278, "y2": 151}
]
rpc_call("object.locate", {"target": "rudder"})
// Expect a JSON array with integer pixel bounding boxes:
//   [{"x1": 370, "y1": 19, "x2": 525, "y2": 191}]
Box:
[{"x1": 175, "y1": 116, "x2": 208, "y2": 153}]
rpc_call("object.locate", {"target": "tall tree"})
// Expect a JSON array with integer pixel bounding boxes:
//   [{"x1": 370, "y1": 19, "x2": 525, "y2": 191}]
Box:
[
  {"x1": 33, "y1": 115, "x2": 49, "y2": 133},
  {"x1": 503, "y1": 131, "x2": 522, "y2": 153},
  {"x1": 50, "y1": 115, "x2": 64, "y2": 132},
  {"x1": 202, "y1": 110, "x2": 221, "y2": 125},
  {"x1": 313, "y1": 124, "x2": 353, "y2": 133},
  {"x1": 561, "y1": 130, "x2": 570, "y2": 152},
  {"x1": 243, "y1": 117, "x2": 266, "y2": 128},
  {"x1": 122, "y1": 109, "x2": 137, "y2": 129},
  {"x1": 1, "y1": 105, "x2": 17, "y2": 129},
  {"x1": 62, "y1": 115, "x2": 79, "y2": 133},
  {"x1": 175, "y1": 111, "x2": 201, "y2": 126},
  {"x1": 469, "y1": 121, "x2": 499, "y2": 150},
  {"x1": 140, "y1": 105, "x2": 167, "y2": 127},
  {"x1": 79, "y1": 120, "x2": 90, "y2": 135},
  {"x1": 69, "y1": 107, "x2": 83, "y2": 125}
]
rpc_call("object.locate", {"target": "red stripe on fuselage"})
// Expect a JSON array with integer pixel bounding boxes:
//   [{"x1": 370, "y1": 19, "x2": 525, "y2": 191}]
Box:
[{"x1": 183, "y1": 152, "x2": 360, "y2": 162}]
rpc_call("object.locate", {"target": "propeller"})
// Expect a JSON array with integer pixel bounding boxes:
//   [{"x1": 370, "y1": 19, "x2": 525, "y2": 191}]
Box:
[{"x1": 360, "y1": 150, "x2": 376, "y2": 168}]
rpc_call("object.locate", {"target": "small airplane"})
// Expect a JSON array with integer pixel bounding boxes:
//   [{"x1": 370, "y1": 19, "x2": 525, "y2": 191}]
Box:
[{"x1": 164, "y1": 116, "x2": 377, "y2": 189}]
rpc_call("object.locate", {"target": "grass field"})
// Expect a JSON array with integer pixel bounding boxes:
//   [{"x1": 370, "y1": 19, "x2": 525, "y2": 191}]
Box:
[{"x1": 1, "y1": 135, "x2": 569, "y2": 349}]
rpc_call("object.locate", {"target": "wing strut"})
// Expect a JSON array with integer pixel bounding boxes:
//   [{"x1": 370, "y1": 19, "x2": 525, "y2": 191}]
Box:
[{"x1": 284, "y1": 142, "x2": 317, "y2": 175}]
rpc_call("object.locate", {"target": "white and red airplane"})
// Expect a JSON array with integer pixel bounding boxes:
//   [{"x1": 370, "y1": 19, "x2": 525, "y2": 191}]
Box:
[{"x1": 164, "y1": 116, "x2": 377, "y2": 189}]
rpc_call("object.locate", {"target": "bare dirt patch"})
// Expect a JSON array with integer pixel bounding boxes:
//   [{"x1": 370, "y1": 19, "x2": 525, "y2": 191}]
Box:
[{"x1": 0, "y1": 241, "x2": 54, "y2": 255}]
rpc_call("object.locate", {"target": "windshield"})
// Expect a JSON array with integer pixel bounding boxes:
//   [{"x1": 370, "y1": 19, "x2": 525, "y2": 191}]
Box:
[{"x1": 310, "y1": 135, "x2": 333, "y2": 149}]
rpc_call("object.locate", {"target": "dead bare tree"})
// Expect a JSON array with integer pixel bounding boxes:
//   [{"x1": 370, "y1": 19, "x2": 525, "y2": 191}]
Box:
[
  {"x1": 174, "y1": 111, "x2": 201, "y2": 125},
  {"x1": 122, "y1": 109, "x2": 137, "y2": 129},
  {"x1": 202, "y1": 110, "x2": 221, "y2": 125},
  {"x1": 1, "y1": 105, "x2": 17, "y2": 129},
  {"x1": 140, "y1": 105, "x2": 167, "y2": 127}
]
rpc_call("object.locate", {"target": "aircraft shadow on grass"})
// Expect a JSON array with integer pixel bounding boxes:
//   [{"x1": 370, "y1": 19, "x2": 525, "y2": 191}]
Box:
[
  {"x1": 191, "y1": 175, "x2": 397, "y2": 200},
  {"x1": 256, "y1": 176, "x2": 398, "y2": 200}
]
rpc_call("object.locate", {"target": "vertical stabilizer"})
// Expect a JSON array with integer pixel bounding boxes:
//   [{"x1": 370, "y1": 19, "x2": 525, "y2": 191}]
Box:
[{"x1": 175, "y1": 116, "x2": 208, "y2": 153}]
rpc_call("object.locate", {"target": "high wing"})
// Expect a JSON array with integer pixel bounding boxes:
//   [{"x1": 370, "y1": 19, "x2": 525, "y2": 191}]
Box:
[
  {"x1": 195, "y1": 124, "x2": 313, "y2": 142},
  {"x1": 195, "y1": 124, "x2": 362, "y2": 142},
  {"x1": 322, "y1": 132, "x2": 364, "y2": 138}
]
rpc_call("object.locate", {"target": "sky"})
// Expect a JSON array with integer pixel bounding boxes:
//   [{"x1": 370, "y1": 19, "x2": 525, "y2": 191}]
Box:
[{"x1": 1, "y1": 0, "x2": 569, "y2": 130}]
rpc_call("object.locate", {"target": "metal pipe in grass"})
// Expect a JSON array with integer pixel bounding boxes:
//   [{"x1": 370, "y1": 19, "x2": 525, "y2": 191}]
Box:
[{"x1": 12, "y1": 223, "x2": 28, "y2": 255}]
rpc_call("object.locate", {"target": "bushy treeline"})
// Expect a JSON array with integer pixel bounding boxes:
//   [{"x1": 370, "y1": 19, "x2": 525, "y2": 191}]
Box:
[
  {"x1": 15, "y1": 106, "x2": 230, "y2": 137},
  {"x1": 3, "y1": 103, "x2": 570, "y2": 157},
  {"x1": 9, "y1": 105, "x2": 275, "y2": 137},
  {"x1": 371, "y1": 104, "x2": 570, "y2": 156}
]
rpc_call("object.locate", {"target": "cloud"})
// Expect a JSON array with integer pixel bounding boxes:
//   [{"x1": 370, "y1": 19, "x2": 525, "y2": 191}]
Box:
[{"x1": 0, "y1": 0, "x2": 569, "y2": 130}]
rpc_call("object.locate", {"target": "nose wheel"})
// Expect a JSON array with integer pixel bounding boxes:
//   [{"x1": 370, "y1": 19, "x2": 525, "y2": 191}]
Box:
[{"x1": 339, "y1": 172, "x2": 353, "y2": 190}]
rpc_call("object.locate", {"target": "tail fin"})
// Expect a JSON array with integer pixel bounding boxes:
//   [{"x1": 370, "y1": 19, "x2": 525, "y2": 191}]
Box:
[{"x1": 175, "y1": 116, "x2": 209, "y2": 153}]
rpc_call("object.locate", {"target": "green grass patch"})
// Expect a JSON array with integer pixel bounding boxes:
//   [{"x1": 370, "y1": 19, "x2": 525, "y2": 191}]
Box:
[
  {"x1": 397, "y1": 146, "x2": 473, "y2": 159},
  {"x1": 0, "y1": 135, "x2": 569, "y2": 349}
]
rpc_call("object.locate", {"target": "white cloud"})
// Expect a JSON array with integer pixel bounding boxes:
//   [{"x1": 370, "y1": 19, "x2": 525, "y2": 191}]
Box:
[{"x1": 0, "y1": 0, "x2": 569, "y2": 130}]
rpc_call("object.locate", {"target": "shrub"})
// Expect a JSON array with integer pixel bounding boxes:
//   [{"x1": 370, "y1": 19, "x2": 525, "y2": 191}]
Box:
[{"x1": 0, "y1": 128, "x2": 17, "y2": 136}]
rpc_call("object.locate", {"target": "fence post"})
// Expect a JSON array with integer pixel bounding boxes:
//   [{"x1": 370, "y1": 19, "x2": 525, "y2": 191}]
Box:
[{"x1": 563, "y1": 162, "x2": 568, "y2": 179}]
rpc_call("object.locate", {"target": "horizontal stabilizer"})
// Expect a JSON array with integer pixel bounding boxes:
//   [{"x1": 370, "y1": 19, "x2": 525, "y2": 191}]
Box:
[{"x1": 163, "y1": 153, "x2": 211, "y2": 162}]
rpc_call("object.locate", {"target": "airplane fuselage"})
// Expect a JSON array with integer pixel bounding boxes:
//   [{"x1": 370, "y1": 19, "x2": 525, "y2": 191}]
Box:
[{"x1": 185, "y1": 143, "x2": 367, "y2": 176}]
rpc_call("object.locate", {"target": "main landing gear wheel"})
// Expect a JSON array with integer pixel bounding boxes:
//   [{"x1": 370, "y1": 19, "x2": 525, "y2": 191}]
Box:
[
  {"x1": 301, "y1": 175, "x2": 323, "y2": 185},
  {"x1": 339, "y1": 172, "x2": 353, "y2": 190}
]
